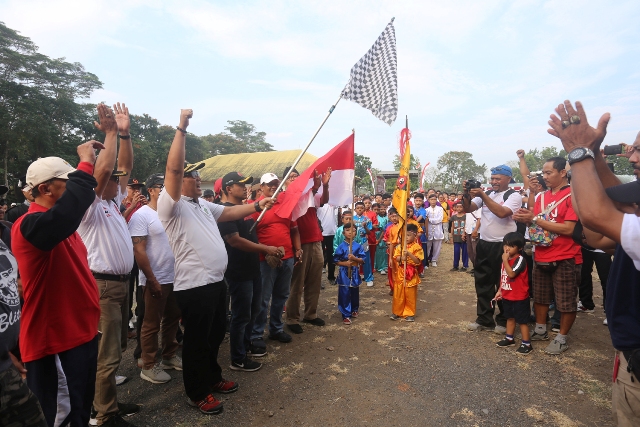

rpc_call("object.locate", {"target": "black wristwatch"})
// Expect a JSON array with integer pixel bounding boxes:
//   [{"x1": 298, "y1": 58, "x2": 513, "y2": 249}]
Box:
[
  {"x1": 567, "y1": 147, "x2": 595, "y2": 165},
  {"x1": 254, "y1": 201, "x2": 263, "y2": 212}
]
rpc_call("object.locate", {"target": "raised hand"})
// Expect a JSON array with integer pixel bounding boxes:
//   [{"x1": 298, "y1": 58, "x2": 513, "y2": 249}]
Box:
[
  {"x1": 322, "y1": 167, "x2": 332, "y2": 185},
  {"x1": 113, "y1": 102, "x2": 130, "y2": 135},
  {"x1": 77, "y1": 140, "x2": 106, "y2": 164},
  {"x1": 179, "y1": 109, "x2": 193, "y2": 130},
  {"x1": 516, "y1": 149, "x2": 525, "y2": 159},
  {"x1": 94, "y1": 103, "x2": 118, "y2": 134},
  {"x1": 547, "y1": 100, "x2": 610, "y2": 152}
]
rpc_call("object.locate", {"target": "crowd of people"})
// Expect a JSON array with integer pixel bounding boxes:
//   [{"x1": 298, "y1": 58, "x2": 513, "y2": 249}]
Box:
[{"x1": 0, "y1": 100, "x2": 638, "y2": 427}]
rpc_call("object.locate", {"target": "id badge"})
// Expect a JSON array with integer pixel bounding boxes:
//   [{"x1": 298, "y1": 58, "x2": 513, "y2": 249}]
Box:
[{"x1": 613, "y1": 352, "x2": 620, "y2": 382}]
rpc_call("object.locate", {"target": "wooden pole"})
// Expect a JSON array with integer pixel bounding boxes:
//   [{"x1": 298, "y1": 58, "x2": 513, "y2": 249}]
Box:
[{"x1": 402, "y1": 116, "x2": 409, "y2": 289}]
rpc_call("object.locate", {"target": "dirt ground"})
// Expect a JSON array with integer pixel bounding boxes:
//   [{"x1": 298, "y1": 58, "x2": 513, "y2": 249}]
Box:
[{"x1": 117, "y1": 243, "x2": 615, "y2": 427}]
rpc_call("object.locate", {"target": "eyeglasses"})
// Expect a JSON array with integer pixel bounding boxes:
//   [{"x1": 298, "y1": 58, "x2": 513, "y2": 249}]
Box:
[
  {"x1": 184, "y1": 171, "x2": 200, "y2": 179},
  {"x1": 150, "y1": 185, "x2": 164, "y2": 190}
]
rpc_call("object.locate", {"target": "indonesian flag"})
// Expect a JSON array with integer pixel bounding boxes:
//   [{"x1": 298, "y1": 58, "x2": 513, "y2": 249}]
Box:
[{"x1": 275, "y1": 133, "x2": 355, "y2": 221}]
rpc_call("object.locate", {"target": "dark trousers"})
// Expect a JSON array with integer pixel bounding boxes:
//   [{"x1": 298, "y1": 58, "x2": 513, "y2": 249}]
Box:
[
  {"x1": 128, "y1": 262, "x2": 139, "y2": 326},
  {"x1": 453, "y1": 242, "x2": 469, "y2": 268},
  {"x1": 228, "y1": 275, "x2": 262, "y2": 363},
  {"x1": 322, "y1": 235, "x2": 336, "y2": 280},
  {"x1": 579, "y1": 249, "x2": 612, "y2": 310},
  {"x1": 174, "y1": 282, "x2": 226, "y2": 402},
  {"x1": 474, "y1": 239, "x2": 506, "y2": 328},
  {"x1": 26, "y1": 336, "x2": 98, "y2": 427},
  {"x1": 133, "y1": 284, "x2": 145, "y2": 360}
]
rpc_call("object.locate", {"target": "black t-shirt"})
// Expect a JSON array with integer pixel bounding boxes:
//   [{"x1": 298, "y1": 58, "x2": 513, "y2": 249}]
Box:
[
  {"x1": 218, "y1": 202, "x2": 260, "y2": 281},
  {"x1": 606, "y1": 244, "x2": 640, "y2": 351}
]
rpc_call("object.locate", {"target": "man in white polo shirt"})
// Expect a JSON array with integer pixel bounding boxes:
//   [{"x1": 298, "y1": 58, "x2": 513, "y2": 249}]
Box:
[
  {"x1": 77, "y1": 103, "x2": 139, "y2": 427},
  {"x1": 158, "y1": 109, "x2": 273, "y2": 416}
]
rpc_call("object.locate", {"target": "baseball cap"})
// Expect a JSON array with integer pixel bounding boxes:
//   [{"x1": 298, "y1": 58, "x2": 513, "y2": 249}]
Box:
[
  {"x1": 490, "y1": 164, "x2": 513, "y2": 177},
  {"x1": 260, "y1": 173, "x2": 280, "y2": 184},
  {"x1": 222, "y1": 172, "x2": 253, "y2": 188},
  {"x1": 26, "y1": 157, "x2": 76, "y2": 190},
  {"x1": 605, "y1": 180, "x2": 640, "y2": 204},
  {"x1": 146, "y1": 173, "x2": 165, "y2": 188},
  {"x1": 203, "y1": 189, "x2": 215, "y2": 197},
  {"x1": 214, "y1": 178, "x2": 222, "y2": 195},
  {"x1": 184, "y1": 161, "x2": 205, "y2": 175},
  {"x1": 127, "y1": 177, "x2": 144, "y2": 187}
]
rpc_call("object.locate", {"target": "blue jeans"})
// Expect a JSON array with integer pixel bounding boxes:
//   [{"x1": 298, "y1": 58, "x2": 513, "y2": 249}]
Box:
[
  {"x1": 252, "y1": 258, "x2": 293, "y2": 340},
  {"x1": 228, "y1": 275, "x2": 262, "y2": 363}
]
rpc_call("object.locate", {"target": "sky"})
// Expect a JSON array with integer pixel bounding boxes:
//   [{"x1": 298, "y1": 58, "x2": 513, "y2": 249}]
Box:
[{"x1": 2, "y1": 0, "x2": 640, "y2": 174}]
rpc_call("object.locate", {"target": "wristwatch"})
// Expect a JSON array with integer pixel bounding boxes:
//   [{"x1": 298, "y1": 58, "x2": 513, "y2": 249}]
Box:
[{"x1": 567, "y1": 147, "x2": 595, "y2": 165}]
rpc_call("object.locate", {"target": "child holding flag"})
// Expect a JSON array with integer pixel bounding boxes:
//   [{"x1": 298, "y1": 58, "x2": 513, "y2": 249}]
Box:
[
  {"x1": 384, "y1": 208, "x2": 401, "y2": 295},
  {"x1": 333, "y1": 223, "x2": 366, "y2": 325},
  {"x1": 390, "y1": 223, "x2": 424, "y2": 322}
]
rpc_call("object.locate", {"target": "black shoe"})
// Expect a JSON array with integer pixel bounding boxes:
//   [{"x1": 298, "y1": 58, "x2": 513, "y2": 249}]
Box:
[
  {"x1": 450, "y1": 267, "x2": 459, "y2": 272},
  {"x1": 287, "y1": 324, "x2": 304, "y2": 334},
  {"x1": 268, "y1": 331, "x2": 292, "y2": 343},
  {"x1": 302, "y1": 317, "x2": 325, "y2": 326},
  {"x1": 496, "y1": 338, "x2": 516, "y2": 347},
  {"x1": 102, "y1": 414, "x2": 138, "y2": 427},
  {"x1": 459, "y1": 267, "x2": 467, "y2": 272},
  {"x1": 230, "y1": 357, "x2": 262, "y2": 372},
  {"x1": 248, "y1": 343, "x2": 267, "y2": 357},
  {"x1": 117, "y1": 402, "x2": 140, "y2": 417},
  {"x1": 517, "y1": 343, "x2": 533, "y2": 355}
]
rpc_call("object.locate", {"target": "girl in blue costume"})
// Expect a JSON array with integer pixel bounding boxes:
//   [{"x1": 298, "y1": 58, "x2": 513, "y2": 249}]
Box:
[{"x1": 333, "y1": 223, "x2": 366, "y2": 325}]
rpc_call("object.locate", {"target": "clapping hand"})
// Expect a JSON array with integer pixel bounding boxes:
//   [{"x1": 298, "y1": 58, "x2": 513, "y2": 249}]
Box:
[
  {"x1": 548, "y1": 100, "x2": 610, "y2": 153},
  {"x1": 94, "y1": 104, "x2": 118, "y2": 135},
  {"x1": 113, "y1": 102, "x2": 130, "y2": 135}
]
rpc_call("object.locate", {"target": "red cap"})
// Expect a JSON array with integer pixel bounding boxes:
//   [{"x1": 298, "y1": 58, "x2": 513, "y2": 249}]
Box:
[{"x1": 214, "y1": 178, "x2": 222, "y2": 195}]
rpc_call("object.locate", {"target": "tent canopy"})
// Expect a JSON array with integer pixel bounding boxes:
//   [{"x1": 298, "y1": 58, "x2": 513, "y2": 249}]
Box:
[{"x1": 198, "y1": 149, "x2": 319, "y2": 184}]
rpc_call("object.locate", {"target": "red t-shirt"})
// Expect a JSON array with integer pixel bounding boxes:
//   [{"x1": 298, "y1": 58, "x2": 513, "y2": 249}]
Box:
[
  {"x1": 296, "y1": 207, "x2": 323, "y2": 245},
  {"x1": 252, "y1": 199, "x2": 297, "y2": 261},
  {"x1": 533, "y1": 186, "x2": 580, "y2": 262},
  {"x1": 365, "y1": 210, "x2": 379, "y2": 245},
  {"x1": 500, "y1": 255, "x2": 529, "y2": 301}
]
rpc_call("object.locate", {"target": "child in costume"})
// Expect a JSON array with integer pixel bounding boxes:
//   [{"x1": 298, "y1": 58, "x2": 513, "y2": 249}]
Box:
[
  {"x1": 391, "y1": 223, "x2": 424, "y2": 322},
  {"x1": 333, "y1": 223, "x2": 366, "y2": 325},
  {"x1": 375, "y1": 205, "x2": 389, "y2": 274},
  {"x1": 352, "y1": 202, "x2": 374, "y2": 286},
  {"x1": 333, "y1": 210, "x2": 352, "y2": 253},
  {"x1": 383, "y1": 208, "x2": 400, "y2": 295},
  {"x1": 426, "y1": 194, "x2": 444, "y2": 266}
]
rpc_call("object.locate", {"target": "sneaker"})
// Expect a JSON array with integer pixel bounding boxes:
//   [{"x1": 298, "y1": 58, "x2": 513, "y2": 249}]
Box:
[
  {"x1": 544, "y1": 339, "x2": 569, "y2": 355},
  {"x1": 162, "y1": 355, "x2": 183, "y2": 371},
  {"x1": 551, "y1": 325, "x2": 560, "y2": 333},
  {"x1": 388, "y1": 289, "x2": 393, "y2": 296},
  {"x1": 343, "y1": 317, "x2": 352, "y2": 325},
  {"x1": 366, "y1": 281, "x2": 374, "y2": 287},
  {"x1": 432, "y1": 262, "x2": 438, "y2": 267},
  {"x1": 115, "y1": 375, "x2": 129, "y2": 386},
  {"x1": 90, "y1": 406, "x2": 98, "y2": 426},
  {"x1": 390, "y1": 314, "x2": 400, "y2": 321},
  {"x1": 230, "y1": 357, "x2": 262, "y2": 372},
  {"x1": 101, "y1": 414, "x2": 138, "y2": 426},
  {"x1": 405, "y1": 316, "x2": 415, "y2": 322},
  {"x1": 467, "y1": 322, "x2": 493, "y2": 332},
  {"x1": 248, "y1": 343, "x2": 267, "y2": 358},
  {"x1": 329, "y1": 279, "x2": 336, "y2": 285},
  {"x1": 351, "y1": 311, "x2": 359, "y2": 318},
  {"x1": 603, "y1": 317, "x2": 608, "y2": 326},
  {"x1": 287, "y1": 324, "x2": 303, "y2": 334},
  {"x1": 212, "y1": 379, "x2": 238, "y2": 394},
  {"x1": 516, "y1": 343, "x2": 533, "y2": 355},
  {"x1": 531, "y1": 331, "x2": 549, "y2": 341},
  {"x1": 494, "y1": 325, "x2": 507, "y2": 334},
  {"x1": 459, "y1": 267, "x2": 467, "y2": 272},
  {"x1": 302, "y1": 317, "x2": 325, "y2": 326},
  {"x1": 577, "y1": 301, "x2": 595, "y2": 313},
  {"x1": 117, "y1": 402, "x2": 140, "y2": 418},
  {"x1": 187, "y1": 393, "x2": 223, "y2": 415},
  {"x1": 450, "y1": 267, "x2": 459, "y2": 272},
  {"x1": 380, "y1": 270, "x2": 387, "y2": 275},
  {"x1": 140, "y1": 363, "x2": 171, "y2": 384},
  {"x1": 496, "y1": 338, "x2": 516, "y2": 347},
  {"x1": 268, "y1": 331, "x2": 292, "y2": 343}
]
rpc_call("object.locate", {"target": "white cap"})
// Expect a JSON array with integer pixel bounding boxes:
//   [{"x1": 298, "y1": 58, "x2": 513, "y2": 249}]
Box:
[
  {"x1": 260, "y1": 173, "x2": 280, "y2": 184},
  {"x1": 26, "y1": 157, "x2": 76, "y2": 190}
]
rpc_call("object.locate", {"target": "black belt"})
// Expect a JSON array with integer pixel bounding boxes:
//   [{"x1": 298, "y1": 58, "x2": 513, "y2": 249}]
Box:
[{"x1": 92, "y1": 272, "x2": 131, "y2": 282}]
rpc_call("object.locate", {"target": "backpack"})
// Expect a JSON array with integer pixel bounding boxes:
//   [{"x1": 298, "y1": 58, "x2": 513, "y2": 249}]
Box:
[{"x1": 484, "y1": 189, "x2": 526, "y2": 237}]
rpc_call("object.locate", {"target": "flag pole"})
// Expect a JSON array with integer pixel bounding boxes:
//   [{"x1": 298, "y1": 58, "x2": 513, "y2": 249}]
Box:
[
  {"x1": 352, "y1": 129, "x2": 355, "y2": 212},
  {"x1": 403, "y1": 115, "x2": 409, "y2": 290},
  {"x1": 250, "y1": 92, "x2": 344, "y2": 231}
]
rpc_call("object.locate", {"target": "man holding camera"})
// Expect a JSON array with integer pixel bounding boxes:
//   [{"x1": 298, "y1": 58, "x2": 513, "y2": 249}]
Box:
[
  {"x1": 462, "y1": 166, "x2": 523, "y2": 333},
  {"x1": 547, "y1": 100, "x2": 640, "y2": 426}
]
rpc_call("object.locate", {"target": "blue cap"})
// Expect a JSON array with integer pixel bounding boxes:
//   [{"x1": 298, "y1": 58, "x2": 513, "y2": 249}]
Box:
[{"x1": 490, "y1": 164, "x2": 513, "y2": 177}]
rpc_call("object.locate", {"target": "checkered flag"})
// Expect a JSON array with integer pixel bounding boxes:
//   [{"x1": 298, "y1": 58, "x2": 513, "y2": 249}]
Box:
[{"x1": 342, "y1": 18, "x2": 398, "y2": 126}]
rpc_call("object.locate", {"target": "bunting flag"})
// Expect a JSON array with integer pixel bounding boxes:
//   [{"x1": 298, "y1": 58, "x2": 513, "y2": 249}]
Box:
[
  {"x1": 418, "y1": 162, "x2": 431, "y2": 192},
  {"x1": 366, "y1": 168, "x2": 376, "y2": 192},
  {"x1": 275, "y1": 133, "x2": 355, "y2": 221},
  {"x1": 341, "y1": 19, "x2": 398, "y2": 126}
]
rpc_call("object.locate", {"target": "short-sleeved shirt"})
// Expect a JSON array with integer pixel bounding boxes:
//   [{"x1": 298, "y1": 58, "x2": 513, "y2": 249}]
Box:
[
  {"x1": 450, "y1": 214, "x2": 466, "y2": 243},
  {"x1": 352, "y1": 214, "x2": 372, "y2": 247},
  {"x1": 78, "y1": 187, "x2": 134, "y2": 275},
  {"x1": 251, "y1": 198, "x2": 296, "y2": 261},
  {"x1": 296, "y1": 207, "x2": 323, "y2": 245},
  {"x1": 500, "y1": 255, "x2": 528, "y2": 301},
  {"x1": 472, "y1": 190, "x2": 522, "y2": 243},
  {"x1": 317, "y1": 204, "x2": 339, "y2": 237},
  {"x1": 158, "y1": 190, "x2": 227, "y2": 291},
  {"x1": 128, "y1": 206, "x2": 175, "y2": 286},
  {"x1": 465, "y1": 209, "x2": 481, "y2": 234},
  {"x1": 218, "y1": 202, "x2": 260, "y2": 282},
  {"x1": 621, "y1": 213, "x2": 640, "y2": 270},
  {"x1": 533, "y1": 186, "x2": 580, "y2": 262},
  {"x1": 414, "y1": 206, "x2": 427, "y2": 243}
]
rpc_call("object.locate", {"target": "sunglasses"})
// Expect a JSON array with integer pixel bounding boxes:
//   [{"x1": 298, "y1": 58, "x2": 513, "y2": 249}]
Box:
[{"x1": 184, "y1": 171, "x2": 200, "y2": 179}]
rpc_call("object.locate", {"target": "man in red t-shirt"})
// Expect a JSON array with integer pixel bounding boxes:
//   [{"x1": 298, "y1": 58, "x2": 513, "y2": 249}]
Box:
[
  {"x1": 283, "y1": 167, "x2": 332, "y2": 335},
  {"x1": 513, "y1": 157, "x2": 580, "y2": 356}
]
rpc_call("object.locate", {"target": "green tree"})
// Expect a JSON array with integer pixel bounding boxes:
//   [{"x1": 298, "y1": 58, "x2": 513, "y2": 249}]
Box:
[
  {"x1": 435, "y1": 151, "x2": 486, "y2": 193},
  {"x1": 391, "y1": 153, "x2": 421, "y2": 191},
  {"x1": 354, "y1": 153, "x2": 373, "y2": 193},
  {"x1": 202, "y1": 120, "x2": 274, "y2": 156},
  {"x1": 605, "y1": 154, "x2": 634, "y2": 176}
]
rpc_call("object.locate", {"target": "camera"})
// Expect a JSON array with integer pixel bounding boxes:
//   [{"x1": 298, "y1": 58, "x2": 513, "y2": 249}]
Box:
[
  {"x1": 603, "y1": 144, "x2": 623, "y2": 156},
  {"x1": 464, "y1": 179, "x2": 482, "y2": 190}
]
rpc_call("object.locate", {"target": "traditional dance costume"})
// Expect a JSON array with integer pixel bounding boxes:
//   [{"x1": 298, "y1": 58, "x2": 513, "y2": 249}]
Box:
[
  {"x1": 392, "y1": 242, "x2": 424, "y2": 317},
  {"x1": 334, "y1": 241, "x2": 366, "y2": 319}
]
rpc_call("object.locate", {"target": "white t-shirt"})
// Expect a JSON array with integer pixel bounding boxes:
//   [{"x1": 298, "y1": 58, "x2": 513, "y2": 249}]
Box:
[
  {"x1": 78, "y1": 187, "x2": 134, "y2": 275},
  {"x1": 128, "y1": 206, "x2": 175, "y2": 286},
  {"x1": 157, "y1": 190, "x2": 227, "y2": 291},
  {"x1": 464, "y1": 208, "x2": 481, "y2": 234},
  {"x1": 621, "y1": 213, "x2": 640, "y2": 270},
  {"x1": 471, "y1": 190, "x2": 522, "y2": 243},
  {"x1": 317, "y1": 204, "x2": 338, "y2": 236}
]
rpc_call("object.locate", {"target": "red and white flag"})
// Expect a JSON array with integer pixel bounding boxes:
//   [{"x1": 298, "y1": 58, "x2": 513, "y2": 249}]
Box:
[{"x1": 275, "y1": 133, "x2": 355, "y2": 221}]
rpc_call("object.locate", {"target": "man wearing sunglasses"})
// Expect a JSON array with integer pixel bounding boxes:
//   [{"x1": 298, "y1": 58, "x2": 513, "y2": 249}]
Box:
[{"x1": 158, "y1": 109, "x2": 274, "y2": 416}]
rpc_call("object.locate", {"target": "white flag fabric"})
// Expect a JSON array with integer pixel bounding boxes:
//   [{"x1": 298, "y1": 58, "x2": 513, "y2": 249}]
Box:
[{"x1": 342, "y1": 19, "x2": 398, "y2": 126}]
